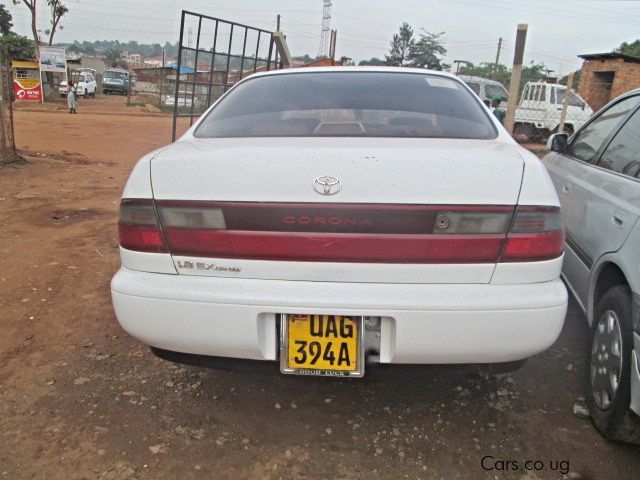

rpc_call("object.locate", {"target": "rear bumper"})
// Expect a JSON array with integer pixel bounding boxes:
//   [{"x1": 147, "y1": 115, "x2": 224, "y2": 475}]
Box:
[{"x1": 111, "y1": 268, "x2": 567, "y2": 364}]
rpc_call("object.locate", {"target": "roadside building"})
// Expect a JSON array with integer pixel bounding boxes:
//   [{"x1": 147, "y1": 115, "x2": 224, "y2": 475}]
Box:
[
  {"x1": 11, "y1": 60, "x2": 42, "y2": 101},
  {"x1": 578, "y1": 52, "x2": 640, "y2": 111}
]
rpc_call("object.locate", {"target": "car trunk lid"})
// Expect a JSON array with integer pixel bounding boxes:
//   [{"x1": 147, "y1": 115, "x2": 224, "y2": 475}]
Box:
[{"x1": 149, "y1": 137, "x2": 525, "y2": 283}]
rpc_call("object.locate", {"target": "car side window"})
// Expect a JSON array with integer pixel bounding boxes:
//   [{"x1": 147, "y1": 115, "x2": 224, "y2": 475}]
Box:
[
  {"x1": 566, "y1": 96, "x2": 640, "y2": 163},
  {"x1": 598, "y1": 108, "x2": 640, "y2": 179},
  {"x1": 485, "y1": 84, "x2": 507, "y2": 101},
  {"x1": 467, "y1": 82, "x2": 480, "y2": 96}
]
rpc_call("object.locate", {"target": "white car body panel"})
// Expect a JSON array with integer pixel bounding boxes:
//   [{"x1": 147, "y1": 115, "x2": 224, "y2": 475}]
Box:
[
  {"x1": 151, "y1": 137, "x2": 524, "y2": 204},
  {"x1": 112, "y1": 268, "x2": 567, "y2": 363},
  {"x1": 112, "y1": 66, "x2": 567, "y2": 366}
]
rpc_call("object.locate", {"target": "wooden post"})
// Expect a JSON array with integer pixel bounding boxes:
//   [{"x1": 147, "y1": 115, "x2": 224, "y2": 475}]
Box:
[
  {"x1": 558, "y1": 71, "x2": 574, "y2": 134},
  {"x1": 493, "y1": 37, "x2": 502, "y2": 79},
  {"x1": 0, "y1": 47, "x2": 19, "y2": 164},
  {"x1": 504, "y1": 24, "x2": 528, "y2": 134},
  {"x1": 329, "y1": 29, "x2": 337, "y2": 64}
]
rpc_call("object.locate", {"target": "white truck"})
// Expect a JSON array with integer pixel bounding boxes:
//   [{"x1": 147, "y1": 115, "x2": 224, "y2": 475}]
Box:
[{"x1": 514, "y1": 81, "x2": 593, "y2": 140}]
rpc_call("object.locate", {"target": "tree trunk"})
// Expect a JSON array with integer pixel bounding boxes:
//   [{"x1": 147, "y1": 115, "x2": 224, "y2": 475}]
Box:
[
  {"x1": 0, "y1": 47, "x2": 19, "y2": 164},
  {"x1": 49, "y1": 16, "x2": 60, "y2": 45}
]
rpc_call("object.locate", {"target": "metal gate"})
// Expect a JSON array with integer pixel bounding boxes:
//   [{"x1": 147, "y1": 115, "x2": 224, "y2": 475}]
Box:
[{"x1": 171, "y1": 10, "x2": 283, "y2": 141}]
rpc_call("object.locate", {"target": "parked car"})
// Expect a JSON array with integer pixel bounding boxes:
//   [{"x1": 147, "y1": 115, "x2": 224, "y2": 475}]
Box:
[
  {"x1": 544, "y1": 89, "x2": 640, "y2": 443},
  {"x1": 515, "y1": 81, "x2": 593, "y2": 140},
  {"x1": 58, "y1": 71, "x2": 97, "y2": 98},
  {"x1": 164, "y1": 92, "x2": 200, "y2": 108},
  {"x1": 459, "y1": 75, "x2": 508, "y2": 109},
  {"x1": 102, "y1": 68, "x2": 130, "y2": 95},
  {"x1": 112, "y1": 67, "x2": 567, "y2": 379}
]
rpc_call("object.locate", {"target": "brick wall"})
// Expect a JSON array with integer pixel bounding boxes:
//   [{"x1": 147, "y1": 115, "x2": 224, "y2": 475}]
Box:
[{"x1": 579, "y1": 57, "x2": 640, "y2": 111}]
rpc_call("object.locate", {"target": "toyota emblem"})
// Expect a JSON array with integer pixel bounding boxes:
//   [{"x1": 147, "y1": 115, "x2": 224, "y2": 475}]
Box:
[{"x1": 313, "y1": 176, "x2": 342, "y2": 196}]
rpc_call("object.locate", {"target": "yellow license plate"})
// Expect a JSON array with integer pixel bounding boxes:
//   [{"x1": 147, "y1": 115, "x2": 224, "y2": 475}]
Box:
[{"x1": 281, "y1": 314, "x2": 363, "y2": 377}]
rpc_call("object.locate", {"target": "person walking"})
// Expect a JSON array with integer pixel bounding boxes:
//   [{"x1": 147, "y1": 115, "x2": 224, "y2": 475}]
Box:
[
  {"x1": 67, "y1": 80, "x2": 79, "y2": 114},
  {"x1": 490, "y1": 95, "x2": 504, "y2": 124}
]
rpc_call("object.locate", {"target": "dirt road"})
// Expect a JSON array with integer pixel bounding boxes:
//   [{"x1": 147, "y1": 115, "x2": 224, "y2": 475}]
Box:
[{"x1": 1, "y1": 98, "x2": 639, "y2": 480}]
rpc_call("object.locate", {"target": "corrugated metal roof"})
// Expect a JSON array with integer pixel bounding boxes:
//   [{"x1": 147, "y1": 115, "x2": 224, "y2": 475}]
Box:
[{"x1": 579, "y1": 52, "x2": 640, "y2": 63}]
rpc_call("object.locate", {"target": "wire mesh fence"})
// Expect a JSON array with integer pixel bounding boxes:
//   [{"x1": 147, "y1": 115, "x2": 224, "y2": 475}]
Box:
[{"x1": 510, "y1": 81, "x2": 597, "y2": 141}]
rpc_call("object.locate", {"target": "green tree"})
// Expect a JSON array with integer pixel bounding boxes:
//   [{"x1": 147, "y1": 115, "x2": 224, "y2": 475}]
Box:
[
  {"x1": 460, "y1": 60, "x2": 547, "y2": 99},
  {"x1": 11, "y1": 1, "x2": 39, "y2": 47},
  {"x1": 45, "y1": 0, "x2": 68, "y2": 46},
  {"x1": 0, "y1": 33, "x2": 35, "y2": 59},
  {"x1": 104, "y1": 47, "x2": 123, "y2": 67},
  {"x1": 0, "y1": 4, "x2": 13, "y2": 35},
  {"x1": 0, "y1": 3, "x2": 35, "y2": 59},
  {"x1": 358, "y1": 57, "x2": 386, "y2": 66},
  {"x1": 385, "y1": 22, "x2": 414, "y2": 66},
  {"x1": 560, "y1": 69, "x2": 581, "y2": 89},
  {"x1": 460, "y1": 62, "x2": 510, "y2": 86},
  {"x1": 615, "y1": 39, "x2": 640, "y2": 58},
  {"x1": 408, "y1": 30, "x2": 447, "y2": 70}
]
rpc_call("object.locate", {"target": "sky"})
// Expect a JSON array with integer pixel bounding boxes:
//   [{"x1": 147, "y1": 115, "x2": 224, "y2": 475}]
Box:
[{"x1": 6, "y1": 0, "x2": 640, "y2": 76}]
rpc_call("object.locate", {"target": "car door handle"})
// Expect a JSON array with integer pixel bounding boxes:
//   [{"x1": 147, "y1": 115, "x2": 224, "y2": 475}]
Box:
[{"x1": 612, "y1": 210, "x2": 629, "y2": 229}]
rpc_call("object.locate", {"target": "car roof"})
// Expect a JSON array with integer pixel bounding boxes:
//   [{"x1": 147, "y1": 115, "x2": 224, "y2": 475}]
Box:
[
  {"x1": 249, "y1": 66, "x2": 460, "y2": 80},
  {"x1": 458, "y1": 75, "x2": 504, "y2": 86}
]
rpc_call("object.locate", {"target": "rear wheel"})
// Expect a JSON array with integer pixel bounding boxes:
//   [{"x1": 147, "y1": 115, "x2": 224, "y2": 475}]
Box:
[{"x1": 587, "y1": 285, "x2": 640, "y2": 444}]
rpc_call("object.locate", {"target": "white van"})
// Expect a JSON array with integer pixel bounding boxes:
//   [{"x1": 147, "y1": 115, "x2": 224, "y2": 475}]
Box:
[
  {"x1": 459, "y1": 75, "x2": 508, "y2": 108},
  {"x1": 514, "y1": 82, "x2": 593, "y2": 139}
]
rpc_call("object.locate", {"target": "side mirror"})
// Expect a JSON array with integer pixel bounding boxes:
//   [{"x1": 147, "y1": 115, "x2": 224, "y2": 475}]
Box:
[{"x1": 547, "y1": 133, "x2": 569, "y2": 152}]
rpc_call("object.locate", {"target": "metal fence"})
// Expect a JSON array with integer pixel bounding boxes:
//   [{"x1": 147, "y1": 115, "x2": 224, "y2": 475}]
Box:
[
  {"x1": 509, "y1": 81, "x2": 596, "y2": 141},
  {"x1": 169, "y1": 10, "x2": 283, "y2": 140}
]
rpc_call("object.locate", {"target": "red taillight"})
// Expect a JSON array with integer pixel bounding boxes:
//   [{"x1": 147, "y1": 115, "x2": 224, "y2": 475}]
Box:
[
  {"x1": 118, "y1": 199, "x2": 167, "y2": 253},
  {"x1": 155, "y1": 201, "x2": 516, "y2": 263},
  {"x1": 500, "y1": 206, "x2": 564, "y2": 262},
  {"x1": 121, "y1": 200, "x2": 564, "y2": 264}
]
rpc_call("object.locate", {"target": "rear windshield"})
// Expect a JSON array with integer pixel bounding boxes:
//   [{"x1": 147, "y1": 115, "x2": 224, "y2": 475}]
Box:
[
  {"x1": 195, "y1": 72, "x2": 497, "y2": 139},
  {"x1": 554, "y1": 87, "x2": 585, "y2": 108},
  {"x1": 105, "y1": 71, "x2": 127, "y2": 80}
]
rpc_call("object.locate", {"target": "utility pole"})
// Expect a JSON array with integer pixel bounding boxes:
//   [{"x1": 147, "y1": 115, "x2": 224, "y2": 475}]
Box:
[
  {"x1": 493, "y1": 37, "x2": 502, "y2": 79},
  {"x1": 329, "y1": 29, "x2": 337, "y2": 64},
  {"x1": 274, "y1": 14, "x2": 281, "y2": 67},
  {"x1": 453, "y1": 59, "x2": 470, "y2": 76},
  {"x1": 0, "y1": 48, "x2": 19, "y2": 164},
  {"x1": 558, "y1": 71, "x2": 574, "y2": 134},
  {"x1": 504, "y1": 23, "x2": 528, "y2": 134},
  {"x1": 318, "y1": 0, "x2": 332, "y2": 58}
]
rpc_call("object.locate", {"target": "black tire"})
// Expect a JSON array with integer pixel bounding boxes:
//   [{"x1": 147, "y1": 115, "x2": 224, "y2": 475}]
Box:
[
  {"x1": 587, "y1": 285, "x2": 640, "y2": 444},
  {"x1": 487, "y1": 358, "x2": 528, "y2": 373}
]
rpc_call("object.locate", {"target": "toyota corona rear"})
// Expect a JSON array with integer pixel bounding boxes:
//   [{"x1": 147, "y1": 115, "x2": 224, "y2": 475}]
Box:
[{"x1": 111, "y1": 67, "x2": 568, "y2": 378}]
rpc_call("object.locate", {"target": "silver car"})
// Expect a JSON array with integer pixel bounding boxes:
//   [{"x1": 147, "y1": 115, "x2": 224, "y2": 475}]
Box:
[{"x1": 544, "y1": 89, "x2": 640, "y2": 443}]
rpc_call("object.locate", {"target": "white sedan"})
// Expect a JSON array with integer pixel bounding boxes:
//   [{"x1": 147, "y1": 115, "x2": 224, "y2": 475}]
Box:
[{"x1": 111, "y1": 67, "x2": 567, "y2": 378}]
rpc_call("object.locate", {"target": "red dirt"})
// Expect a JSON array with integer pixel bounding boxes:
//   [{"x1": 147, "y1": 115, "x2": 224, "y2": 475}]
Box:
[{"x1": 1, "y1": 96, "x2": 639, "y2": 480}]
